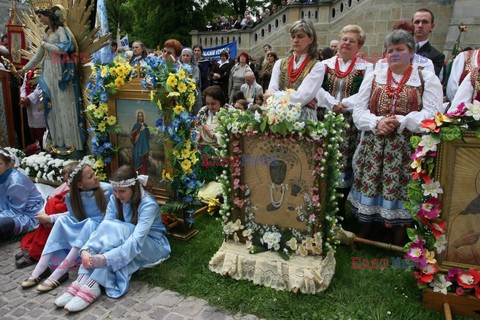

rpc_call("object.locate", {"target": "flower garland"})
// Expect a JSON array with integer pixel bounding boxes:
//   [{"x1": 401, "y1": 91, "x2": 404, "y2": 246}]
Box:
[
  {"x1": 85, "y1": 60, "x2": 132, "y2": 179},
  {"x1": 215, "y1": 93, "x2": 344, "y2": 258},
  {"x1": 5, "y1": 148, "x2": 92, "y2": 183},
  {"x1": 405, "y1": 100, "x2": 480, "y2": 298},
  {"x1": 143, "y1": 56, "x2": 202, "y2": 222}
]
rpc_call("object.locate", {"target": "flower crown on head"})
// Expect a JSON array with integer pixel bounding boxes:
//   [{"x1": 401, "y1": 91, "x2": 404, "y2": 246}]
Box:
[
  {"x1": 68, "y1": 160, "x2": 93, "y2": 186},
  {"x1": 110, "y1": 175, "x2": 148, "y2": 189},
  {"x1": 0, "y1": 149, "x2": 19, "y2": 167}
]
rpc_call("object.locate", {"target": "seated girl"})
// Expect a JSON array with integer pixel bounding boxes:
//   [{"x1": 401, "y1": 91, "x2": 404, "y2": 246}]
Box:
[
  {"x1": 21, "y1": 160, "x2": 113, "y2": 292},
  {"x1": 0, "y1": 149, "x2": 44, "y2": 238},
  {"x1": 56, "y1": 165, "x2": 171, "y2": 312},
  {"x1": 16, "y1": 162, "x2": 76, "y2": 268}
]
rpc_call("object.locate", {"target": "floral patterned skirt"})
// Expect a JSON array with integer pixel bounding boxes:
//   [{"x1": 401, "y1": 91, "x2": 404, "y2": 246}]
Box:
[{"x1": 347, "y1": 130, "x2": 414, "y2": 226}]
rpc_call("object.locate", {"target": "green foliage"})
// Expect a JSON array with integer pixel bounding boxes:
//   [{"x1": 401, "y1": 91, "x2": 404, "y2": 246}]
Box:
[
  {"x1": 135, "y1": 214, "x2": 444, "y2": 320},
  {"x1": 439, "y1": 125, "x2": 462, "y2": 141},
  {"x1": 410, "y1": 135, "x2": 421, "y2": 149}
]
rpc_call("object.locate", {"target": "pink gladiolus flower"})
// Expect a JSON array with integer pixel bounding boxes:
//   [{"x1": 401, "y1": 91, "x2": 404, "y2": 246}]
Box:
[
  {"x1": 233, "y1": 198, "x2": 245, "y2": 208},
  {"x1": 446, "y1": 268, "x2": 463, "y2": 283}
]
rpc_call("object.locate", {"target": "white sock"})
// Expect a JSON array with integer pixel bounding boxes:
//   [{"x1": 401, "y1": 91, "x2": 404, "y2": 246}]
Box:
[{"x1": 31, "y1": 253, "x2": 53, "y2": 279}]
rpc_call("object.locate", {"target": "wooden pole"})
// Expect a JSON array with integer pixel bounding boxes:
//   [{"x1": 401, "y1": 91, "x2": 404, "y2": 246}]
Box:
[
  {"x1": 443, "y1": 302, "x2": 453, "y2": 320},
  {"x1": 353, "y1": 236, "x2": 404, "y2": 253}
]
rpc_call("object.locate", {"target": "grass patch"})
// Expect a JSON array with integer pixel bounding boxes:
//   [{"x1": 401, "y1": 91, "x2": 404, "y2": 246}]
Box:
[{"x1": 135, "y1": 214, "x2": 473, "y2": 320}]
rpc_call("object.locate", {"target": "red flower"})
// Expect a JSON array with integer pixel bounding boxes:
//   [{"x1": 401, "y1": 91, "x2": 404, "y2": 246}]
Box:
[
  {"x1": 420, "y1": 119, "x2": 440, "y2": 132},
  {"x1": 458, "y1": 269, "x2": 480, "y2": 289},
  {"x1": 414, "y1": 262, "x2": 439, "y2": 285},
  {"x1": 417, "y1": 198, "x2": 441, "y2": 220},
  {"x1": 430, "y1": 220, "x2": 446, "y2": 238}
]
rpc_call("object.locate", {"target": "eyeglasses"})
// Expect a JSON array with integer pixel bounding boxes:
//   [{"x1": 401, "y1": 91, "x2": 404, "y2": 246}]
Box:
[
  {"x1": 340, "y1": 37, "x2": 358, "y2": 44},
  {"x1": 163, "y1": 49, "x2": 174, "y2": 55}
]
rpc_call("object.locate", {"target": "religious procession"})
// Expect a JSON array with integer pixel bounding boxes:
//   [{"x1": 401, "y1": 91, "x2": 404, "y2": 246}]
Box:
[{"x1": 0, "y1": 0, "x2": 479, "y2": 319}]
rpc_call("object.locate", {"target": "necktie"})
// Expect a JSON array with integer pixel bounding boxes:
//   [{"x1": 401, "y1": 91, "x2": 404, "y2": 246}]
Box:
[
  {"x1": 415, "y1": 43, "x2": 420, "y2": 52},
  {"x1": 247, "y1": 86, "x2": 251, "y2": 98}
]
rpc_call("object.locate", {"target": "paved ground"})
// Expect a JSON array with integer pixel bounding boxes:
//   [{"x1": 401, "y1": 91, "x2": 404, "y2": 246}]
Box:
[{"x1": 0, "y1": 241, "x2": 260, "y2": 320}]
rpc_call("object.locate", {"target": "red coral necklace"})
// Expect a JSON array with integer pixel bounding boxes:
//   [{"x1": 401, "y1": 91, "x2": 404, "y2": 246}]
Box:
[
  {"x1": 385, "y1": 65, "x2": 413, "y2": 99},
  {"x1": 288, "y1": 54, "x2": 311, "y2": 84},
  {"x1": 334, "y1": 56, "x2": 357, "y2": 78}
]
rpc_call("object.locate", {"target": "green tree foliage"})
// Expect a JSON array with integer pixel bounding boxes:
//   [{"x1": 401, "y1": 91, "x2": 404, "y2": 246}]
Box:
[{"x1": 106, "y1": 0, "x2": 266, "y2": 49}]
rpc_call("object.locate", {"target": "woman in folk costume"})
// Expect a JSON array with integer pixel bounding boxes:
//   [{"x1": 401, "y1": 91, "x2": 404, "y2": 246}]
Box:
[
  {"x1": 16, "y1": 162, "x2": 76, "y2": 268},
  {"x1": 447, "y1": 48, "x2": 480, "y2": 102},
  {"x1": 316, "y1": 25, "x2": 373, "y2": 214},
  {"x1": 56, "y1": 166, "x2": 170, "y2": 312},
  {"x1": 19, "y1": 4, "x2": 85, "y2": 153},
  {"x1": 450, "y1": 66, "x2": 480, "y2": 110},
  {"x1": 267, "y1": 19, "x2": 326, "y2": 121},
  {"x1": 21, "y1": 161, "x2": 113, "y2": 292},
  {"x1": 0, "y1": 149, "x2": 44, "y2": 238},
  {"x1": 347, "y1": 30, "x2": 442, "y2": 245}
]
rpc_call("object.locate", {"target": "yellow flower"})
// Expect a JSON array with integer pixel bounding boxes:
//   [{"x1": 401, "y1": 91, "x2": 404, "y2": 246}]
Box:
[
  {"x1": 173, "y1": 149, "x2": 180, "y2": 157},
  {"x1": 107, "y1": 116, "x2": 117, "y2": 125},
  {"x1": 181, "y1": 148, "x2": 191, "y2": 159},
  {"x1": 434, "y1": 113, "x2": 452, "y2": 126},
  {"x1": 87, "y1": 104, "x2": 96, "y2": 112},
  {"x1": 156, "y1": 99, "x2": 162, "y2": 110},
  {"x1": 96, "y1": 172, "x2": 107, "y2": 181},
  {"x1": 100, "y1": 103, "x2": 109, "y2": 113},
  {"x1": 93, "y1": 108, "x2": 104, "y2": 119},
  {"x1": 177, "y1": 69, "x2": 186, "y2": 80},
  {"x1": 168, "y1": 92, "x2": 180, "y2": 97},
  {"x1": 410, "y1": 158, "x2": 422, "y2": 173},
  {"x1": 425, "y1": 251, "x2": 436, "y2": 264},
  {"x1": 181, "y1": 159, "x2": 192, "y2": 172},
  {"x1": 190, "y1": 154, "x2": 199, "y2": 164},
  {"x1": 188, "y1": 93, "x2": 195, "y2": 106},
  {"x1": 94, "y1": 159, "x2": 104, "y2": 169},
  {"x1": 150, "y1": 90, "x2": 155, "y2": 101},
  {"x1": 115, "y1": 77, "x2": 125, "y2": 87},
  {"x1": 167, "y1": 74, "x2": 177, "y2": 88},
  {"x1": 174, "y1": 105, "x2": 184, "y2": 115},
  {"x1": 100, "y1": 66, "x2": 108, "y2": 78},
  {"x1": 98, "y1": 122, "x2": 106, "y2": 132},
  {"x1": 188, "y1": 81, "x2": 196, "y2": 90},
  {"x1": 162, "y1": 169, "x2": 173, "y2": 181},
  {"x1": 177, "y1": 82, "x2": 187, "y2": 93}
]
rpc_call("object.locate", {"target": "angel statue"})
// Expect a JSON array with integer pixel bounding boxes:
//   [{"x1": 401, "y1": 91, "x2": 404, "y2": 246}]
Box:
[{"x1": 17, "y1": 0, "x2": 110, "y2": 156}]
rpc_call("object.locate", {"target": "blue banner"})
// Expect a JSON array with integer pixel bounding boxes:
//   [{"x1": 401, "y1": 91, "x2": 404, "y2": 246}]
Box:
[
  {"x1": 95, "y1": 0, "x2": 111, "y2": 64},
  {"x1": 202, "y1": 41, "x2": 237, "y2": 61}
]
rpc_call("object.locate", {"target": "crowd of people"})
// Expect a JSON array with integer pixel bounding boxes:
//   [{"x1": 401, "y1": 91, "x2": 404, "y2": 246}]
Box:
[{"x1": 1, "y1": 3, "x2": 479, "y2": 315}]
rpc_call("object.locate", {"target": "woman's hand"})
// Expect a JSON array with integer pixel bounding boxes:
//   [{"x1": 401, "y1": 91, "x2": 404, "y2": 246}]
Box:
[
  {"x1": 81, "y1": 250, "x2": 93, "y2": 269},
  {"x1": 90, "y1": 254, "x2": 107, "y2": 268},
  {"x1": 376, "y1": 116, "x2": 399, "y2": 135},
  {"x1": 306, "y1": 97, "x2": 318, "y2": 110},
  {"x1": 35, "y1": 211, "x2": 51, "y2": 225},
  {"x1": 202, "y1": 124, "x2": 214, "y2": 139},
  {"x1": 332, "y1": 102, "x2": 348, "y2": 114}
]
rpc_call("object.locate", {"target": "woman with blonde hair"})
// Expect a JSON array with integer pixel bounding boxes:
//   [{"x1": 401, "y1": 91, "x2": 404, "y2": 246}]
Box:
[{"x1": 317, "y1": 24, "x2": 373, "y2": 214}]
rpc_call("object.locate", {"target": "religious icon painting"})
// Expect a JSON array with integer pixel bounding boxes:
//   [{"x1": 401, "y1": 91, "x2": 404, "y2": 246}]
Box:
[
  {"x1": 109, "y1": 79, "x2": 169, "y2": 202},
  {"x1": 435, "y1": 133, "x2": 480, "y2": 270},
  {"x1": 242, "y1": 137, "x2": 316, "y2": 232}
]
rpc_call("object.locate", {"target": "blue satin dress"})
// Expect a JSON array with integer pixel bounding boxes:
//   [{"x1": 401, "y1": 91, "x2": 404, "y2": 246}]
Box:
[
  {"x1": 79, "y1": 191, "x2": 171, "y2": 298},
  {"x1": 41, "y1": 182, "x2": 113, "y2": 266},
  {"x1": 0, "y1": 168, "x2": 44, "y2": 234}
]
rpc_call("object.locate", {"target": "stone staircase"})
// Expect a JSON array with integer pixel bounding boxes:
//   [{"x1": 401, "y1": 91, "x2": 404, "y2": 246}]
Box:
[{"x1": 191, "y1": 0, "x2": 479, "y2": 60}]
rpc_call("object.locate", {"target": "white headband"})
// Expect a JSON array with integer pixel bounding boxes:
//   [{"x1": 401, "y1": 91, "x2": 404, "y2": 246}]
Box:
[
  {"x1": 0, "y1": 149, "x2": 19, "y2": 167},
  {"x1": 68, "y1": 160, "x2": 93, "y2": 186},
  {"x1": 110, "y1": 175, "x2": 148, "y2": 189}
]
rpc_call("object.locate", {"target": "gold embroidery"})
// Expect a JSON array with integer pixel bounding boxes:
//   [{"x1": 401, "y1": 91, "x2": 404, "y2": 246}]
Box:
[
  {"x1": 371, "y1": 82, "x2": 422, "y2": 116},
  {"x1": 279, "y1": 55, "x2": 317, "y2": 91}
]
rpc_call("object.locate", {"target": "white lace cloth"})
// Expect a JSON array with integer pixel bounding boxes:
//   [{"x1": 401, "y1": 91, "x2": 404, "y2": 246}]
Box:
[{"x1": 209, "y1": 241, "x2": 336, "y2": 294}]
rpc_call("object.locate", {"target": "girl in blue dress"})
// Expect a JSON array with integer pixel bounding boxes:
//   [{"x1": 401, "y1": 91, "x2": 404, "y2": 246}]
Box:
[
  {"x1": 21, "y1": 160, "x2": 113, "y2": 292},
  {"x1": 56, "y1": 165, "x2": 171, "y2": 312},
  {"x1": 0, "y1": 149, "x2": 44, "y2": 238}
]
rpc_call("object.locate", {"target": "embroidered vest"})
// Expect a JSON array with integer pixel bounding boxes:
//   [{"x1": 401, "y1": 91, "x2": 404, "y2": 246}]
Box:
[
  {"x1": 369, "y1": 77, "x2": 423, "y2": 116},
  {"x1": 460, "y1": 49, "x2": 480, "y2": 85},
  {"x1": 279, "y1": 55, "x2": 317, "y2": 90},
  {"x1": 470, "y1": 67, "x2": 480, "y2": 103},
  {"x1": 322, "y1": 64, "x2": 365, "y2": 100}
]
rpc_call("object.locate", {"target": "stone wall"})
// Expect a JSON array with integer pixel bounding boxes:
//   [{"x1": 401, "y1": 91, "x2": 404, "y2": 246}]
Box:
[{"x1": 191, "y1": 0, "x2": 478, "y2": 60}]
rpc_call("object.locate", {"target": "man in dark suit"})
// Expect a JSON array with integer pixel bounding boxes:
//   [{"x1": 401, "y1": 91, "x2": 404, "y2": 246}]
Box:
[{"x1": 412, "y1": 8, "x2": 445, "y2": 77}]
